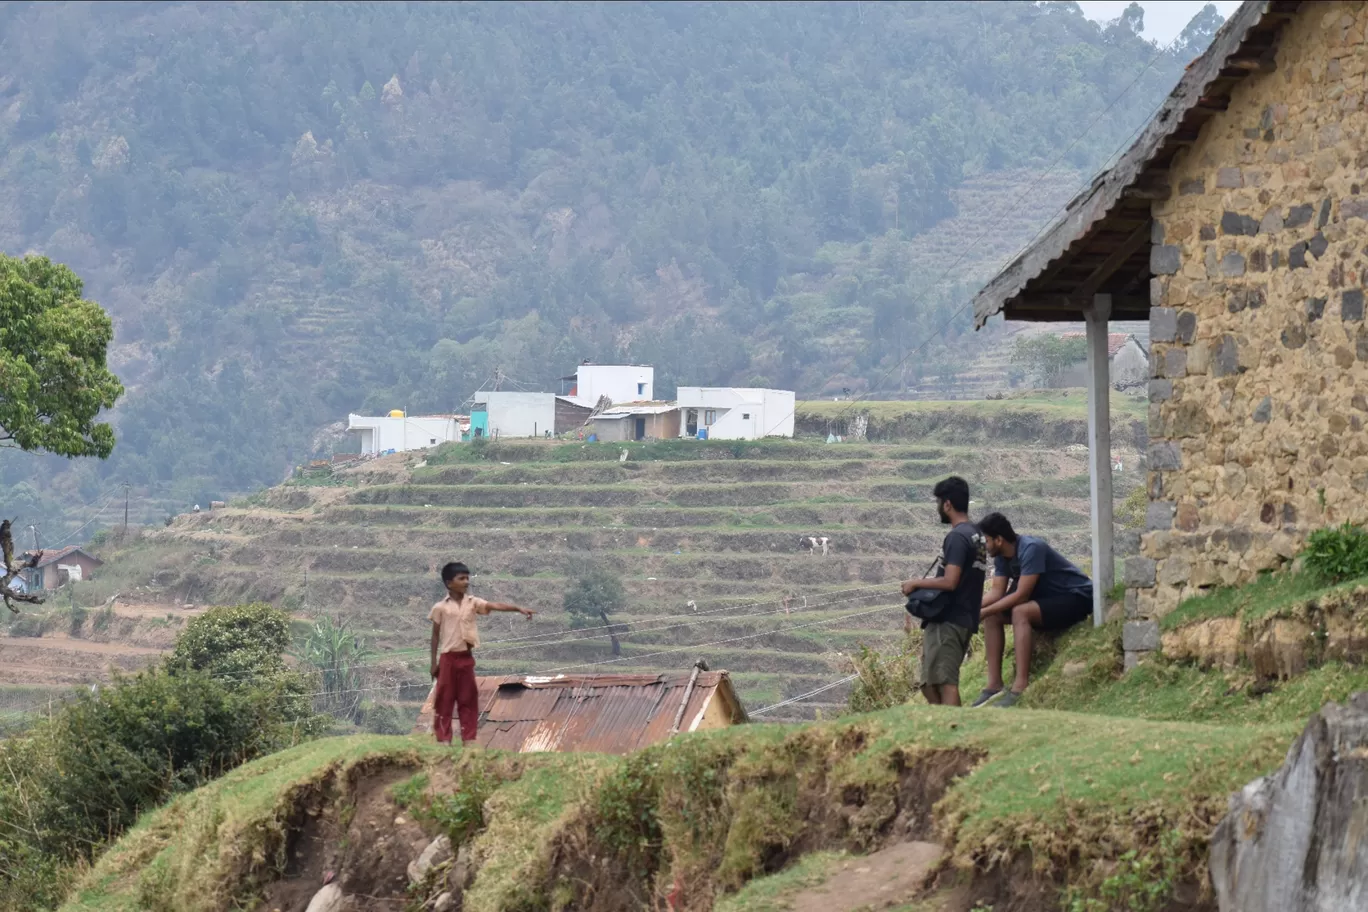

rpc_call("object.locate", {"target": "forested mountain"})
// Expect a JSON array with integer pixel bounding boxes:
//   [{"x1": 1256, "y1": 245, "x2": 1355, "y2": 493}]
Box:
[{"x1": 0, "y1": 1, "x2": 1223, "y2": 524}]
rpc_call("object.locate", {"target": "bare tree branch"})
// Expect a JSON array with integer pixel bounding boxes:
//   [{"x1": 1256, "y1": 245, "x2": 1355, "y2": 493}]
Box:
[{"x1": 1, "y1": 519, "x2": 44, "y2": 613}]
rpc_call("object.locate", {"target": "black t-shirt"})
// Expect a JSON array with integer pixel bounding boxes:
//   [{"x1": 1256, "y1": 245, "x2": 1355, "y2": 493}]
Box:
[{"x1": 926, "y1": 521, "x2": 988, "y2": 632}]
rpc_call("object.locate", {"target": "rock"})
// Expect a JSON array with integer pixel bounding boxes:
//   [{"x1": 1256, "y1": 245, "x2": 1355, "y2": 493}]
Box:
[
  {"x1": 408, "y1": 835, "x2": 453, "y2": 884},
  {"x1": 1122, "y1": 620, "x2": 1160, "y2": 652},
  {"x1": 1061, "y1": 660, "x2": 1090, "y2": 679},
  {"x1": 1248, "y1": 619, "x2": 1311, "y2": 680},
  {"x1": 1342, "y1": 289, "x2": 1364, "y2": 321},
  {"x1": 432, "y1": 892, "x2": 455, "y2": 912},
  {"x1": 1151, "y1": 307, "x2": 1178, "y2": 343},
  {"x1": 305, "y1": 884, "x2": 348, "y2": 912},
  {"x1": 1151, "y1": 245, "x2": 1182, "y2": 275},
  {"x1": 1210, "y1": 693, "x2": 1368, "y2": 911},
  {"x1": 1160, "y1": 617, "x2": 1241, "y2": 669}
]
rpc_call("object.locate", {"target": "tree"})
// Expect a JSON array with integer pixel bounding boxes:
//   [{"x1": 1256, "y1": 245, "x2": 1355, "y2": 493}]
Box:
[
  {"x1": 562, "y1": 561, "x2": 628, "y2": 631},
  {"x1": 0, "y1": 255, "x2": 123, "y2": 612},
  {"x1": 297, "y1": 613, "x2": 373, "y2": 723},
  {"x1": 1009, "y1": 334, "x2": 1089, "y2": 388}
]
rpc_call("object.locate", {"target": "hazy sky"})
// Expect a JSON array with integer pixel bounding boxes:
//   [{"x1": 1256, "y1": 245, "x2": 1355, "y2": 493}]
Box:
[{"x1": 1077, "y1": 1, "x2": 1244, "y2": 45}]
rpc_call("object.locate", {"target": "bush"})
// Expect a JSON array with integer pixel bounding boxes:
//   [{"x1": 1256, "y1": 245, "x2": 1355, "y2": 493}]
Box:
[
  {"x1": 68, "y1": 604, "x2": 87, "y2": 637},
  {"x1": 1303, "y1": 522, "x2": 1368, "y2": 583},
  {"x1": 360, "y1": 701, "x2": 408, "y2": 735},
  {"x1": 0, "y1": 602, "x2": 322, "y2": 910},
  {"x1": 846, "y1": 637, "x2": 921, "y2": 713}
]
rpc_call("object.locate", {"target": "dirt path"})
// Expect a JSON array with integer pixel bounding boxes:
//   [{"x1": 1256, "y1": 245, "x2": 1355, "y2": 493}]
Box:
[{"x1": 790, "y1": 842, "x2": 945, "y2": 912}]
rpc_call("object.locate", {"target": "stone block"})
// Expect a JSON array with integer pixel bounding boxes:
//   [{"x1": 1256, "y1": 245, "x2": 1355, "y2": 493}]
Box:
[
  {"x1": 1159, "y1": 555, "x2": 1192, "y2": 586},
  {"x1": 1151, "y1": 245, "x2": 1182, "y2": 276},
  {"x1": 1163, "y1": 347, "x2": 1188, "y2": 378},
  {"x1": 1221, "y1": 211, "x2": 1259, "y2": 235},
  {"x1": 1220, "y1": 252, "x2": 1246, "y2": 277},
  {"x1": 1124, "y1": 556, "x2": 1157, "y2": 588},
  {"x1": 1200, "y1": 224, "x2": 1217, "y2": 241},
  {"x1": 1318, "y1": 198, "x2": 1332, "y2": 228},
  {"x1": 1146, "y1": 501, "x2": 1175, "y2": 531},
  {"x1": 1253, "y1": 396, "x2": 1273, "y2": 423},
  {"x1": 1150, "y1": 220, "x2": 1166, "y2": 244},
  {"x1": 1124, "y1": 589, "x2": 1140, "y2": 619},
  {"x1": 1149, "y1": 378, "x2": 1173, "y2": 402},
  {"x1": 1175, "y1": 502, "x2": 1200, "y2": 532},
  {"x1": 1180, "y1": 178, "x2": 1205, "y2": 195},
  {"x1": 1211, "y1": 335, "x2": 1240, "y2": 377},
  {"x1": 1342, "y1": 196, "x2": 1368, "y2": 220},
  {"x1": 1358, "y1": 328, "x2": 1368, "y2": 362},
  {"x1": 1286, "y1": 203, "x2": 1313, "y2": 227},
  {"x1": 1150, "y1": 307, "x2": 1178, "y2": 343},
  {"x1": 1123, "y1": 619, "x2": 1161, "y2": 652},
  {"x1": 1343, "y1": 289, "x2": 1364, "y2": 321},
  {"x1": 1150, "y1": 441, "x2": 1182, "y2": 471},
  {"x1": 1123, "y1": 650, "x2": 1141, "y2": 672},
  {"x1": 1176, "y1": 311, "x2": 1197, "y2": 342},
  {"x1": 1309, "y1": 232, "x2": 1329, "y2": 259},
  {"x1": 1216, "y1": 167, "x2": 1244, "y2": 189},
  {"x1": 1289, "y1": 242, "x2": 1308, "y2": 269},
  {"x1": 1306, "y1": 296, "x2": 1327, "y2": 321},
  {"x1": 1260, "y1": 207, "x2": 1285, "y2": 233},
  {"x1": 1281, "y1": 324, "x2": 1307, "y2": 349}
]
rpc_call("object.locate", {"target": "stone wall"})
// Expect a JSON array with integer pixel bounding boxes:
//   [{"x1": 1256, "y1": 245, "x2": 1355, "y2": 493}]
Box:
[{"x1": 1127, "y1": 2, "x2": 1368, "y2": 659}]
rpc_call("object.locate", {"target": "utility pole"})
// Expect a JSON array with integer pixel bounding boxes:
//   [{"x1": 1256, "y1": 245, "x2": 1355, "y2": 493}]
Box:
[
  {"x1": 27, "y1": 525, "x2": 39, "y2": 552},
  {"x1": 121, "y1": 483, "x2": 131, "y2": 535}
]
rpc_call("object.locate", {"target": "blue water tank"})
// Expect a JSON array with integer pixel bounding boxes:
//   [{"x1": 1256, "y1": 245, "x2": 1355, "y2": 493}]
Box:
[{"x1": 697, "y1": 428, "x2": 708, "y2": 440}]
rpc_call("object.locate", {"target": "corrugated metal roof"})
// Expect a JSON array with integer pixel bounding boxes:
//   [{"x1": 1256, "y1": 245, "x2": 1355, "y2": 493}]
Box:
[
  {"x1": 412, "y1": 669, "x2": 746, "y2": 753},
  {"x1": 597, "y1": 401, "x2": 679, "y2": 416}
]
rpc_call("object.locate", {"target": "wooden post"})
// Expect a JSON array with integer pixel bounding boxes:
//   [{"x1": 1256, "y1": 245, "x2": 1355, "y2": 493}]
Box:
[{"x1": 1085, "y1": 294, "x2": 1114, "y2": 627}]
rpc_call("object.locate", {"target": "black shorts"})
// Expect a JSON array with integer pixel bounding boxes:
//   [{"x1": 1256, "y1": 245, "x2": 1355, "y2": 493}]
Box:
[{"x1": 1034, "y1": 591, "x2": 1093, "y2": 632}]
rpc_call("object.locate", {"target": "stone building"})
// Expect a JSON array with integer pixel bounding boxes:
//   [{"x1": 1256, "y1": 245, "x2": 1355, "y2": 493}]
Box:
[{"x1": 973, "y1": 0, "x2": 1362, "y2": 666}]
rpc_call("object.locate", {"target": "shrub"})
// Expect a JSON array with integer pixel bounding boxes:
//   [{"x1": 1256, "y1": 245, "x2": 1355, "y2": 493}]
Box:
[
  {"x1": 846, "y1": 637, "x2": 920, "y2": 713},
  {"x1": 0, "y1": 602, "x2": 322, "y2": 909},
  {"x1": 1302, "y1": 522, "x2": 1368, "y2": 583},
  {"x1": 360, "y1": 701, "x2": 408, "y2": 735},
  {"x1": 562, "y1": 560, "x2": 628, "y2": 629}
]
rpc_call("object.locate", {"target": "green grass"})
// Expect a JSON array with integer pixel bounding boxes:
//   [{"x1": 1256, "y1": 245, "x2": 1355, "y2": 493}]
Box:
[
  {"x1": 714, "y1": 850, "x2": 849, "y2": 912},
  {"x1": 1159, "y1": 570, "x2": 1368, "y2": 630}
]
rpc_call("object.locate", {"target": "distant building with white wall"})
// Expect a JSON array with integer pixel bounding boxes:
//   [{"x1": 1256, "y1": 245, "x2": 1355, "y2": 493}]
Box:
[
  {"x1": 349, "y1": 412, "x2": 461, "y2": 455},
  {"x1": 675, "y1": 388, "x2": 795, "y2": 440},
  {"x1": 480, "y1": 392, "x2": 594, "y2": 438},
  {"x1": 558, "y1": 363, "x2": 653, "y2": 408}
]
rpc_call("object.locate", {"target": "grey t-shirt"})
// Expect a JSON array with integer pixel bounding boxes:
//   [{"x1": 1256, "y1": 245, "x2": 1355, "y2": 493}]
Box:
[{"x1": 993, "y1": 535, "x2": 1092, "y2": 601}]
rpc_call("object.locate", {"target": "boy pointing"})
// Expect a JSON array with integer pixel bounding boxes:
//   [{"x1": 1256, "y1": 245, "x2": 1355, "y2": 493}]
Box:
[{"x1": 429, "y1": 561, "x2": 535, "y2": 744}]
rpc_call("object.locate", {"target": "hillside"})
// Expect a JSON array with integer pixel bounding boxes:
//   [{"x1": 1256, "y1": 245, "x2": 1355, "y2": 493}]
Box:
[
  {"x1": 0, "y1": 1, "x2": 1224, "y2": 533},
  {"x1": 3, "y1": 395, "x2": 1149, "y2": 725}
]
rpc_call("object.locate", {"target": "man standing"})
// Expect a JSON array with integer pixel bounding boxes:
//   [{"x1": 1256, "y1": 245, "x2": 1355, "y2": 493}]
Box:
[
  {"x1": 429, "y1": 561, "x2": 536, "y2": 744},
  {"x1": 900, "y1": 477, "x2": 987, "y2": 707},
  {"x1": 973, "y1": 513, "x2": 1093, "y2": 708}
]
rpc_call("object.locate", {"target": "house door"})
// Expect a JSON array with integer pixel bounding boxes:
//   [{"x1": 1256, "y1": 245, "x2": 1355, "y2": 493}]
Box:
[
  {"x1": 634, "y1": 418, "x2": 646, "y2": 441},
  {"x1": 686, "y1": 410, "x2": 698, "y2": 437}
]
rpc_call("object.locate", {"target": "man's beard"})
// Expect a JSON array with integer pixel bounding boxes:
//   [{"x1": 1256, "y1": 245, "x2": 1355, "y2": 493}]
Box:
[{"x1": 939, "y1": 504, "x2": 951, "y2": 525}]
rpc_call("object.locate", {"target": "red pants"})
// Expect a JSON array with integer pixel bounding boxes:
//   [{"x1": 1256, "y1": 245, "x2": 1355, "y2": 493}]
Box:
[{"x1": 433, "y1": 650, "x2": 480, "y2": 744}]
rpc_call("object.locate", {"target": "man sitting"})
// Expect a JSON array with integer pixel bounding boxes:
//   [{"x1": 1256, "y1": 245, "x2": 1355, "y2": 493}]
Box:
[{"x1": 972, "y1": 512, "x2": 1093, "y2": 708}]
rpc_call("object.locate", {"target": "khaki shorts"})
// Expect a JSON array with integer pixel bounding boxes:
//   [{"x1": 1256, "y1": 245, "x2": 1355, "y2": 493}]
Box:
[{"x1": 921, "y1": 622, "x2": 972, "y2": 687}]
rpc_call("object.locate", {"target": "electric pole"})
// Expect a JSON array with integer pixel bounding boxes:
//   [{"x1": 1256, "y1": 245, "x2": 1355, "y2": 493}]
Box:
[
  {"x1": 28, "y1": 525, "x2": 39, "y2": 553},
  {"x1": 121, "y1": 483, "x2": 131, "y2": 535}
]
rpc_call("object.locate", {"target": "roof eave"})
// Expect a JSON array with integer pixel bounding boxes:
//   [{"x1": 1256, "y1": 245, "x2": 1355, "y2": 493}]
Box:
[{"x1": 972, "y1": 0, "x2": 1284, "y2": 329}]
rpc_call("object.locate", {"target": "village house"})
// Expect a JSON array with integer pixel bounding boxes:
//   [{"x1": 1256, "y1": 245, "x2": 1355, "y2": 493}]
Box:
[
  {"x1": 412, "y1": 665, "x2": 747, "y2": 752},
  {"x1": 348, "y1": 411, "x2": 461, "y2": 455},
  {"x1": 590, "y1": 401, "x2": 681, "y2": 442},
  {"x1": 21, "y1": 547, "x2": 103, "y2": 590},
  {"x1": 557, "y1": 362, "x2": 654, "y2": 408},
  {"x1": 676, "y1": 387, "x2": 797, "y2": 440},
  {"x1": 1056, "y1": 332, "x2": 1151, "y2": 389},
  {"x1": 480, "y1": 391, "x2": 593, "y2": 439},
  {"x1": 973, "y1": 0, "x2": 1362, "y2": 667}
]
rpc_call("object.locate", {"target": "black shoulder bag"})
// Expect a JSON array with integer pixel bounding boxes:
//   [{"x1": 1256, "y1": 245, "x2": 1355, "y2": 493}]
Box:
[{"x1": 905, "y1": 525, "x2": 974, "y2": 622}]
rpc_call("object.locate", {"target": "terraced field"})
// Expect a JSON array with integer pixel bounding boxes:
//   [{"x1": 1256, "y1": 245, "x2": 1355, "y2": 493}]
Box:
[{"x1": 84, "y1": 425, "x2": 1137, "y2": 720}]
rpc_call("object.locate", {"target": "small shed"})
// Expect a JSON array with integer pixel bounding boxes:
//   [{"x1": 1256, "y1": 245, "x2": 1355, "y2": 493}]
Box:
[
  {"x1": 21, "y1": 547, "x2": 104, "y2": 590},
  {"x1": 413, "y1": 666, "x2": 747, "y2": 753},
  {"x1": 591, "y1": 402, "x2": 681, "y2": 442}
]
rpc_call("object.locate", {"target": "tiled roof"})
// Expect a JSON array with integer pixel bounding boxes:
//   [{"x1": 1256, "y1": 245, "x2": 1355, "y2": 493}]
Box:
[
  {"x1": 412, "y1": 670, "x2": 746, "y2": 753},
  {"x1": 1059, "y1": 332, "x2": 1137, "y2": 357},
  {"x1": 22, "y1": 546, "x2": 102, "y2": 568}
]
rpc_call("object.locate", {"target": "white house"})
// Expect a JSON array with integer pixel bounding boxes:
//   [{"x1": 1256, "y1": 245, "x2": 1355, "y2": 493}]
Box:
[
  {"x1": 349, "y1": 412, "x2": 461, "y2": 455},
  {"x1": 483, "y1": 392, "x2": 556, "y2": 438},
  {"x1": 1056, "y1": 332, "x2": 1150, "y2": 391},
  {"x1": 558, "y1": 363, "x2": 653, "y2": 408},
  {"x1": 675, "y1": 388, "x2": 795, "y2": 440}
]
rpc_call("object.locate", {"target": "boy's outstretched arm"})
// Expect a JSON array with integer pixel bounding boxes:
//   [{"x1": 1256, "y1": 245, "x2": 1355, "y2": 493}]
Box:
[
  {"x1": 430, "y1": 622, "x2": 440, "y2": 678},
  {"x1": 487, "y1": 600, "x2": 537, "y2": 617}
]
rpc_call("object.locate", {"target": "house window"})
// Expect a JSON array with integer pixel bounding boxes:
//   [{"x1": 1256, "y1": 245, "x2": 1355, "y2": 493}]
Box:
[
  {"x1": 637, "y1": 383, "x2": 646, "y2": 396},
  {"x1": 430, "y1": 438, "x2": 437, "y2": 445},
  {"x1": 704, "y1": 409, "x2": 716, "y2": 426},
  {"x1": 741, "y1": 413, "x2": 750, "y2": 420}
]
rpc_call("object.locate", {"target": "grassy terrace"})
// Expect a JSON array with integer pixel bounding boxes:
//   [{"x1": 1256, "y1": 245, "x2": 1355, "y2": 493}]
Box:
[{"x1": 90, "y1": 401, "x2": 1142, "y2": 718}]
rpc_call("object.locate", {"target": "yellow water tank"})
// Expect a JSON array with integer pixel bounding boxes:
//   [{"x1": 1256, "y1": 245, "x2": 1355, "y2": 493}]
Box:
[{"x1": 388, "y1": 409, "x2": 405, "y2": 418}]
